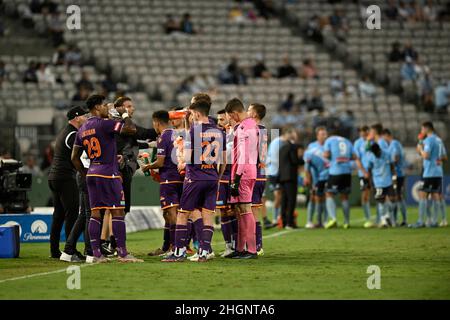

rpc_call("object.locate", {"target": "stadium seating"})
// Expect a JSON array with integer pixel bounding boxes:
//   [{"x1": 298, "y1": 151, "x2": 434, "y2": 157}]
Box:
[{"x1": 2, "y1": 0, "x2": 448, "y2": 146}]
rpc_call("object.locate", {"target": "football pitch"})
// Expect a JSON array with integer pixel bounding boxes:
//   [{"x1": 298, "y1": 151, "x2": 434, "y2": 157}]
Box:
[{"x1": 0, "y1": 207, "x2": 449, "y2": 300}]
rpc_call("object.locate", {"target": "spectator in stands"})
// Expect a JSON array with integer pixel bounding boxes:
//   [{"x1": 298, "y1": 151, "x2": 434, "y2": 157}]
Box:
[
  {"x1": 423, "y1": 0, "x2": 437, "y2": 21},
  {"x1": 420, "y1": 69, "x2": 434, "y2": 112},
  {"x1": 40, "y1": 141, "x2": 55, "y2": 172},
  {"x1": 385, "y1": 0, "x2": 399, "y2": 20},
  {"x1": 305, "y1": 15, "x2": 323, "y2": 43},
  {"x1": 229, "y1": 5, "x2": 245, "y2": 24},
  {"x1": 36, "y1": 63, "x2": 56, "y2": 85},
  {"x1": 434, "y1": 81, "x2": 449, "y2": 114},
  {"x1": 72, "y1": 85, "x2": 91, "y2": 103},
  {"x1": 218, "y1": 57, "x2": 247, "y2": 85},
  {"x1": 330, "y1": 74, "x2": 345, "y2": 98},
  {"x1": 0, "y1": 17, "x2": 5, "y2": 37},
  {"x1": 329, "y1": 8, "x2": 348, "y2": 41},
  {"x1": 76, "y1": 71, "x2": 94, "y2": 92},
  {"x1": 0, "y1": 60, "x2": 6, "y2": 86},
  {"x1": 164, "y1": 14, "x2": 180, "y2": 34},
  {"x1": 388, "y1": 42, "x2": 404, "y2": 63},
  {"x1": 18, "y1": 2, "x2": 34, "y2": 28},
  {"x1": 252, "y1": 54, "x2": 271, "y2": 79},
  {"x1": 279, "y1": 93, "x2": 295, "y2": 112},
  {"x1": 39, "y1": 0, "x2": 58, "y2": 14},
  {"x1": 23, "y1": 61, "x2": 38, "y2": 83},
  {"x1": 52, "y1": 45, "x2": 66, "y2": 65},
  {"x1": 21, "y1": 154, "x2": 42, "y2": 176},
  {"x1": 401, "y1": 57, "x2": 418, "y2": 81},
  {"x1": 180, "y1": 13, "x2": 196, "y2": 34},
  {"x1": 339, "y1": 110, "x2": 356, "y2": 139},
  {"x1": 309, "y1": 88, "x2": 324, "y2": 112},
  {"x1": 398, "y1": 1, "x2": 410, "y2": 21},
  {"x1": 277, "y1": 55, "x2": 297, "y2": 78},
  {"x1": 300, "y1": 58, "x2": 318, "y2": 79},
  {"x1": 47, "y1": 11, "x2": 64, "y2": 47},
  {"x1": 101, "y1": 72, "x2": 117, "y2": 96},
  {"x1": 65, "y1": 44, "x2": 82, "y2": 66},
  {"x1": 358, "y1": 75, "x2": 376, "y2": 99},
  {"x1": 403, "y1": 41, "x2": 418, "y2": 62}
]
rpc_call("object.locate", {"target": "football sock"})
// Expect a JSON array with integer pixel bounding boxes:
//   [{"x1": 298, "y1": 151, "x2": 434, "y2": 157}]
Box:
[
  {"x1": 186, "y1": 218, "x2": 193, "y2": 244},
  {"x1": 432, "y1": 200, "x2": 439, "y2": 225},
  {"x1": 230, "y1": 216, "x2": 238, "y2": 250},
  {"x1": 174, "y1": 224, "x2": 188, "y2": 257},
  {"x1": 326, "y1": 197, "x2": 337, "y2": 220},
  {"x1": 169, "y1": 224, "x2": 176, "y2": 248},
  {"x1": 162, "y1": 222, "x2": 170, "y2": 251},
  {"x1": 392, "y1": 202, "x2": 398, "y2": 224},
  {"x1": 317, "y1": 201, "x2": 324, "y2": 225},
  {"x1": 193, "y1": 218, "x2": 204, "y2": 250},
  {"x1": 440, "y1": 199, "x2": 447, "y2": 221},
  {"x1": 88, "y1": 217, "x2": 102, "y2": 258},
  {"x1": 200, "y1": 225, "x2": 214, "y2": 257},
  {"x1": 256, "y1": 221, "x2": 262, "y2": 251},
  {"x1": 111, "y1": 216, "x2": 127, "y2": 258},
  {"x1": 418, "y1": 199, "x2": 426, "y2": 225},
  {"x1": 237, "y1": 215, "x2": 246, "y2": 252},
  {"x1": 362, "y1": 201, "x2": 371, "y2": 221},
  {"x1": 220, "y1": 215, "x2": 232, "y2": 244},
  {"x1": 342, "y1": 200, "x2": 350, "y2": 225},
  {"x1": 242, "y1": 213, "x2": 257, "y2": 254},
  {"x1": 400, "y1": 199, "x2": 408, "y2": 223},
  {"x1": 306, "y1": 200, "x2": 315, "y2": 224}
]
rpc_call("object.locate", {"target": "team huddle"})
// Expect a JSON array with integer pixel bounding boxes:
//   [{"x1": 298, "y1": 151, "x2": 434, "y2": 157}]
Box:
[
  {"x1": 67, "y1": 91, "x2": 447, "y2": 264},
  {"x1": 302, "y1": 122, "x2": 447, "y2": 230},
  {"x1": 71, "y1": 93, "x2": 268, "y2": 262}
]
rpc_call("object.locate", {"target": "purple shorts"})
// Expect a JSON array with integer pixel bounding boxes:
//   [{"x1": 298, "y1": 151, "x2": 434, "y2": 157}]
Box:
[
  {"x1": 216, "y1": 180, "x2": 230, "y2": 209},
  {"x1": 179, "y1": 180, "x2": 218, "y2": 213},
  {"x1": 160, "y1": 182, "x2": 183, "y2": 209},
  {"x1": 251, "y1": 179, "x2": 266, "y2": 207},
  {"x1": 86, "y1": 175, "x2": 124, "y2": 210}
]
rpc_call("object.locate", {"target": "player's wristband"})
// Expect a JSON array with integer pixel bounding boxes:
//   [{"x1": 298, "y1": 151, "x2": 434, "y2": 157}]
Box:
[{"x1": 122, "y1": 112, "x2": 130, "y2": 119}]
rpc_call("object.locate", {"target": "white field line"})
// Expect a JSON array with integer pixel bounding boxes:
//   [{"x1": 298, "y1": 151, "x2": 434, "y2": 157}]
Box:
[
  {"x1": 0, "y1": 217, "x2": 367, "y2": 284},
  {"x1": 0, "y1": 263, "x2": 95, "y2": 284}
]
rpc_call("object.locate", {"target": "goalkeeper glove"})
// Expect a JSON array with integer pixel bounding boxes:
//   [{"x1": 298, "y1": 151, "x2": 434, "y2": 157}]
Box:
[{"x1": 230, "y1": 174, "x2": 242, "y2": 197}]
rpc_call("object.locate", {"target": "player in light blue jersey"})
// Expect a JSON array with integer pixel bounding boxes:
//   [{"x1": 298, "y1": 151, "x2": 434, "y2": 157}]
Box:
[
  {"x1": 303, "y1": 127, "x2": 329, "y2": 228},
  {"x1": 412, "y1": 122, "x2": 445, "y2": 228},
  {"x1": 436, "y1": 136, "x2": 448, "y2": 227},
  {"x1": 366, "y1": 142, "x2": 397, "y2": 227},
  {"x1": 266, "y1": 132, "x2": 285, "y2": 225},
  {"x1": 323, "y1": 132, "x2": 367, "y2": 229},
  {"x1": 383, "y1": 129, "x2": 408, "y2": 226},
  {"x1": 353, "y1": 125, "x2": 374, "y2": 228},
  {"x1": 367, "y1": 123, "x2": 390, "y2": 224}
]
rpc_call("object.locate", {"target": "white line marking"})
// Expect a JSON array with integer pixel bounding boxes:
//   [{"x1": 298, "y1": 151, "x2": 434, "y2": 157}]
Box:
[
  {"x1": 0, "y1": 217, "x2": 368, "y2": 284},
  {"x1": 0, "y1": 263, "x2": 94, "y2": 284}
]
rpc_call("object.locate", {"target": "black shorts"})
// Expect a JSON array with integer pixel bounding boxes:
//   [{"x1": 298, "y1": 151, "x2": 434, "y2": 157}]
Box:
[
  {"x1": 326, "y1": 174, "x2": 352, "y2": 194},
  {"x1": 394, "y1": 176, "x2": 405, "y2": 196},
  {"x1": 359, "y1": 177, "x2": 371, "y2": 191},
  {"x1": 420, "y1": 177, "x2": 442, "y2": 193},
  {"x1": 313, "y1": 180, "x2": 327, "y2": 197},
  {"x1": 268, "y1": 175, "x2": 281, "y2": 192},
  {"x1": 374, "y1": 185, "x2": 394, "y2": 201}
]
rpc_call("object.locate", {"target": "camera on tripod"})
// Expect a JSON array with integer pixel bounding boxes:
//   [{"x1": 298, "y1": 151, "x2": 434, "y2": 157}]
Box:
[{"x1": 0, "y1": 159, "x2": 32, "y2": 213}]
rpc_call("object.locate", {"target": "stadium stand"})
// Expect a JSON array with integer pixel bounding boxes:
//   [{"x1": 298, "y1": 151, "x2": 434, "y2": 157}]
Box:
[{"x1": 1, "y1": 0, "x2": 449, "y2": 159}]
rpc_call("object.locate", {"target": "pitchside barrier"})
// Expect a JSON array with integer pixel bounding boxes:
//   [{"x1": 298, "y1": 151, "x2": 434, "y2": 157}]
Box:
[
  {"x1": 0, "y1": 206, "x2": 164, "y2": 243},
  {"x1": 1, "y1": 175, "x2": 448, "y2": 242}
]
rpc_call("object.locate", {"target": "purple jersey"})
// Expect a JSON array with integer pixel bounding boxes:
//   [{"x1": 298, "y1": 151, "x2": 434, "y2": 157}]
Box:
[
  {"x1": 157, "y1": 128, "x2": 183, "y2": 182},
  {"x1": 74, "y1": 117, "x2": 123, "y2": 176},
  {"x1": 257, "y1": 124, "x2": 268, "y2": 179},
  {"x1": 185, "y1": 122, "x2": 225, "y2": 181}
]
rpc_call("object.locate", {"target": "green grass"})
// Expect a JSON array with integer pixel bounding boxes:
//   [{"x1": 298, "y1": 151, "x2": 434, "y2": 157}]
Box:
[{"x1": 0, "y1": 207, "x2": 449, "y2": 300}]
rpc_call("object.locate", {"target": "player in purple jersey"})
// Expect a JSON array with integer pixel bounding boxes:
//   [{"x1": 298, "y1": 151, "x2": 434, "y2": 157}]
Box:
[
  {"x1": 247, "y1": 103, "x2": 268, "y2": 256},
  {"x1": 142, "y1": 110, "x2": 183, "y2": 257},
  {"x1": 162, "y1": 99, "x2": 226, "y2": 262},
  {"x1": 216, "y1": 109, "x2": 236, "y2": 258},
  {"x1": 72, "y1": 94, "x2": 143, "y2": 263}
]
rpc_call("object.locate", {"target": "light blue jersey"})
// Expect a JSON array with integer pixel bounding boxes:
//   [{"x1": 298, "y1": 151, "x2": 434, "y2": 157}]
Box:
[
  {"x1": 353, "y1": 137, "x2": 369, "y2": 177},
  {"x1": 266, "y1": 136, "x2": 284, "y2": 176},
  {"x1": 324, "y1": 136, "x2": 355, "y2": 175},
  {"x1": 388, "y1": 139, "x2": 406, "y2": 178},
  {"x1": 423, "y1": 134, "x2": 444, "y2": 178},
  {"x1": 366, "y1": 150, "x2": 394, "y2": 188},
  {"x1": 304, "y1": 142, "x2": 329, "y2": 184},
  {"x1": 377, "y1": 137, "x2": 389, "y2": 151}
]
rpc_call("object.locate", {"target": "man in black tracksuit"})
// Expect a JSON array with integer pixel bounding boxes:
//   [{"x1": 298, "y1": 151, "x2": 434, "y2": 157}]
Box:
[
  {"x1": 47, "y1": 106, "x2": 88, "y2": 258},
  {"x1": 278, "y1": 128, "x2": 303, "y2": 229},
  {"x1": 113, "y1": 96, "x2": 157, "y2": 214}
]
